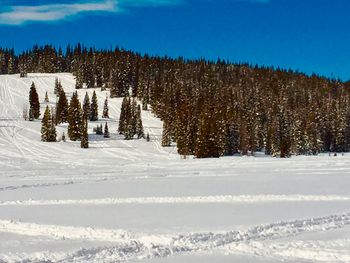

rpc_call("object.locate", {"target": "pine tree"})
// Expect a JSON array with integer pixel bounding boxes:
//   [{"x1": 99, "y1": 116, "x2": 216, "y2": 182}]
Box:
[
  {"x1": 95, "y1": 125, "x2": 101, "y2": 135},
  {"x1": 124, "y1": 122, "x2": 134, "y2": 140},
  {"x1": 136, "y1": 105, "x2": 144, "y2": 139},
  {"x1": 95, "y1": 124, "x2": 103, "y2": 135},
  {"x1": 104, "y1": 122, "x2": 110, "y2": 138},
  {"x1": 41, "y1": 106, "x2": 56, "y2": 142},
  {"x1": 49, "y1": 108, "x2": 57, "y2": 142},
  {"x1": 54, "y1": 78, "x2": 60, "y2": 95},
  {"x1": 80, "y1": 113, "x2": 89, "y2": 148},
  {"x1": 75, "y1": 71, "x2": 84, "y2": 89},
  {"x1": 90, "y1": 90, "x2": 98, "y2": 121},
  {"x1": 44, "y1": 91, "x2": 49, "y2": 103},
  {"x1": 83, "y1": 92, "x2": 91, "y2": 118},
  {"x1": 162, "y1": 120, "x2": 171, "y2": 146},
  {"x1": 41, "y1": 106, "x2": 51, "y2": 141},
  {"x1": 224, "y1": 124, "x2": 239, "y2": 155},
  {"x1": 85, "y1": 62, "x2": 95, "y2": 89},
  {"x1": 195, "y1": 114, "x2": 209, "y2": 158},
  {"x1": 130, "y1": 98, "x2": 138, "y2": 136},
  {"x1": 265, "y1": 122, "x2": 273, "y2": 155},
  {"x1": 239, "y1": 119, "x2": 249, "y2": 156},
  {"x1": 278, "y1": 107, "x2": 292, "y2": 158},
  {"x1": 102, "y1": 97, "x2": 109, "y2": 118},
  {"x1": 123, "y1": 98, "x2": 137, "y2": 140},
  {"x1": 56, "y1": 89, "x2": 69, "y2": 124},
  {"x1": 68, "y1": 92, "x2": 82, "y2": 141},
  {"x1": 118, "y1": 96, "x2": 130, "y2": 134},
  {"x1": 142, "y1": 96, "x2": 148, "y2": 111},
  {"x1": 57, "y1": 80, "x2": 63, "y2": 95},
  {"x1": 29, "y1": 82, "x2": 40, "y2": 119}
]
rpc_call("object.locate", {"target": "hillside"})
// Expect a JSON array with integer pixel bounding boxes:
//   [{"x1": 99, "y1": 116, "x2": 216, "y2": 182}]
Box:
[
  {"x1": 0, "y1": 73, "x2": 350, "y2": 262},
  {"x1": 2, "y1": 45, "x2": 350, "y2": 158},
  {"x1": 0, "y1": 73, "x2": 177, "y2": 167}
]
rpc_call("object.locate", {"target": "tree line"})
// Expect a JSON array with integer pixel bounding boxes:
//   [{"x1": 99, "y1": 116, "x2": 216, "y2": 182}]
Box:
[{"x1": 3, "y1": 44, "x2": 350, "y2": 158}]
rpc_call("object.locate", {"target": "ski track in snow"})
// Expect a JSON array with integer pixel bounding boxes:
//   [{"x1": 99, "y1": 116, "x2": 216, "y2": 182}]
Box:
[
  {"x1": 1, "y1": 195, "x2": 350, "y2": 206},
  {"x1": 1, "y1": 211, "x2": 350, "y2": 262},
  {"x1": 220, "y1": 239, "x2": 350, "y2": 263},
  {"x1": 0, "y1": 181, "x2": 76, "y2": 192}
]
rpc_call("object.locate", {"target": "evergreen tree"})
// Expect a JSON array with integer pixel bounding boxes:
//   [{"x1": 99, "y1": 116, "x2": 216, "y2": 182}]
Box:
[
  {"x1": 130, "y1": 98, "x2": 138, "y2": 136},
  {"x1": 75, "y1": 71, "x2": 84, "y2": 89},
  {"x1": 239, "y1": 119, "x2": 249, "y2": 156},
  {"x1": 80, "y1": 113, "x2": 89, "y2": 148},
  {"x1": 142, "y1": 96, "x2": 148, "y2": 111},
  {"x1": 90, "y1": 90, "x2": 99, "y2": 121},
  {"x1": 83, "y1": 92, "x2": 91, "y2": 118},
  {"x1": 102, "y1": 97, "x2": 109, "y2": 118},
  {"x1": 95, "y1": 124, "x2": 103, "y2": 135},
  {"x1": 162, "y1": 120, "x2": 171, "y2": 147},
  {"x1": 84, "y1": 60, "x2": 95, "y2": 89},
  {"x1": 124, "y1": 121, "x2": 134, "y2": 140},
  {"x1": 29, "y1": 82, "x2": 40, "y2": 119},
  {"x1": 56, "y1": 89, "x2": 69, "y2": 124},
  {"x1": 224, "y1": 124, "x2": 239, "y2": 155},
  {"x1": 41, "y1": 106, "x2": 56, "y2": 142},
  {"x1": 68, "y1": 92, "x2": 82, "y2": 141},
  {"x1": 278, "y1": 107, "x2": 292, "y2": 158},
  {"x1": 104, "y1": 122, "x2": 110, "y2": 138},
  {"x1": 54, "y1": 78, "x2": 60, "y2": 95},
  {"x1": 49, "y1": 108, "x2": 57, "y2": 142},
  {"x1": 122, "y1": 98, "x2": 138, "y2": 140},
  {"x1": 195, "y1": 112, "x2": 223, "y2": 158},
  {"x1": 118, "y1": 96, "x2": 130, "y2": 134},
  {"x1": 44, "y1": 91, "x2": 49, "y2": 103},
  {"x1": 265, "y1": 122, "x2": 273, "y2": 156},
  {"x1": 136, "y1": 105, "x2": 144, "y2": 139},
  {"x1": 41, "y1": 106, "x2": 51, "y2": 141}
]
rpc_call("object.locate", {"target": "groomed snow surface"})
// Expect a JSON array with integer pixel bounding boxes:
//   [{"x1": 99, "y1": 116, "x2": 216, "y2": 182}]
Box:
[{"x1": 0, "y1": 73, "x2": 350, "y2": 263}]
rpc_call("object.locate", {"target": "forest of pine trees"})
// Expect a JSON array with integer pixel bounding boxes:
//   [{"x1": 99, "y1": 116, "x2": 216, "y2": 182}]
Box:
[
  {"x1": 118, "y1": 96, "x2": 144, "y2": 140},
  {"x1": 3, "y1": 44, "x2": 350, "y2": 158}
]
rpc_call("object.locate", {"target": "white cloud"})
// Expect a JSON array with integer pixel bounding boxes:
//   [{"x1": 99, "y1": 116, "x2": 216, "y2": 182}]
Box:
[{"x1": 0, "y1": 0, "x2": 179, "y2": 25}]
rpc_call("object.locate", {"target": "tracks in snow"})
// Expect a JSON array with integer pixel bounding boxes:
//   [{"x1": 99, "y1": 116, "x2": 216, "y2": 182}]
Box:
[
  {"x1": 1, "y1": 194, "x2": 350, "y2": 206},
  {"x1": 1, "y1": 211, "x2": 350, "y2": 262},
  {"x1": 0, "y1": 181, "x2": 76, "y2": 192}
]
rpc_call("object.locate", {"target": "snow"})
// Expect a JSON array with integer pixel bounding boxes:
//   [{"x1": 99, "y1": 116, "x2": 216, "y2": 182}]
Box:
[{"x1": 0, "y1": 73, "x2": 350, "y2": 262}]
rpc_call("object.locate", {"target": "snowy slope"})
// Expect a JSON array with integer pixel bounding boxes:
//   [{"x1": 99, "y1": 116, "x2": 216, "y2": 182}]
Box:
[{"x1": 0, "y1": 73, "x2": 350, "y2": 263}]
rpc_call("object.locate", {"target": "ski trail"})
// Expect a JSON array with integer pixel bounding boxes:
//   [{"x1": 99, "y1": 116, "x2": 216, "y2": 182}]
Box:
[
  {"x1": 2, "y1": 194, "x2": 350, "y2": 206},
  {"x1": 2, "y1": 211, "x2": 349, "y2": 262},
  {"x1": 57, "y1": 211, "x2": 350, "y2": 262},
  {"x1": 0, "y1": 78, "x2": 25, "y2": 159},
  {"x1": 221, "y1": 239, "x2": 350, "y2": 263},
  {"x1": 0, "y1": 220, "x2": 133, "y2": 243},
  {"x1": 0, "y1": 181, "x2": 77, "y2": 192}
]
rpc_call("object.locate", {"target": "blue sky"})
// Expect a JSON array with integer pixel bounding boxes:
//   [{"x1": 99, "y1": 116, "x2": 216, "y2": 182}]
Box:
[{"x1": 0, "y1": 0, "x2": 349, "y2": 80}]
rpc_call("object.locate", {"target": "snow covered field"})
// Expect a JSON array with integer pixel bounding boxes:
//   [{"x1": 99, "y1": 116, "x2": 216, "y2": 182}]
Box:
[{"x1": 0, "y1": 73, "x2": 350, "y2": 262}]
